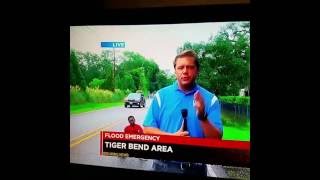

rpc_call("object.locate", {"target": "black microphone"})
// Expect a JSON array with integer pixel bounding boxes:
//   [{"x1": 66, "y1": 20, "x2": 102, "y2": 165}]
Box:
[{"x1": 181, "y1": 109, "x2": 188, "y2": 131}]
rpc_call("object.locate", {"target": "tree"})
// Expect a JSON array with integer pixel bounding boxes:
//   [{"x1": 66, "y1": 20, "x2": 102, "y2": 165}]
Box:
[
  {"x1": 89, "y1": 78, "x2": 105, "y2": 89},
  {"x1": 115, "y1": 72, "x2": 135, "y2": 91},
  {"x1": 100, "y1": 50, "x2": 116, "y2": 91},
  {"x1": 156, "y1": 70, "x2": 173, "y2": 90},
  {"x1": 75, "y1": 50, "x2": 114, "y2": 91},
  {"x1": 178, "y1": 22, "x2": 250, "y2": 96},
  {"x1": 71, "y1": 49, "x2": 175, "y2": 94},
  {"x1": 117, "y1": 51, "x2": 165, "y2": 93},
  {"x1": 70, "y1": 50, "x2": 87, "y2": 90}
]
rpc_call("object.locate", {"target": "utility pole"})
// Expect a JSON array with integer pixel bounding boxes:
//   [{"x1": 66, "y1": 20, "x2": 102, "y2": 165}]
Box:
[
  {"x1": 112, "y1": 47, "x2": 116, "y2": 91},
  {"x1": 101, "y1": 41, "x2": 125, "y2": 92}
]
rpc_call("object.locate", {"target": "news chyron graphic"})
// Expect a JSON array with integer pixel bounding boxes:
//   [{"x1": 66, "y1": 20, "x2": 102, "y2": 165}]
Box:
[{"x1": 70, "y1": 22, "x2": 250, "y2": 178}]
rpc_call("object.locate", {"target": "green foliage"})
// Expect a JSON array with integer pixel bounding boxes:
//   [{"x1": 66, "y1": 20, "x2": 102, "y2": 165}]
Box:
[
  {"x1": 70, "y1": 86, "x2": 127, "y2": 104},
  {"x1": 219, "y1": 96, "x2": 250, "y2": 127},
  {"x1": 70, "y1": 48, "x2": 174, "y2": 99},
  {"x1": 89, "y1": 78, "x2": 105, "y2": 89},
  {"x1": 110, "y1": 89, "x2": 126, "y2": 102},
  {"x1": 221, "y1": 110, "x2": 249, "y2": 127},
  {"x1": 124, "y1": 89, "x2": 131, "y2": 95},
  {"x1": 115, "y1": 72, "x2": 135, "y2": 91},
  {"x1": 70, "y1": 50, "x2": 87, "y2": 90},
  {"x1": 117, "y1": 51, "x2": 172, "y2": 94},
  {"x1": 70, "y1": 22, "x2": 250, "y2": 106},
  {"x1": 219, "y1": 96, "x2": 250, "y2": 106},
  {"x1": 85, "y1": 88, "x2": 113, "y2": 103},
  {"x1": 70, "y1": 86, "x2": 88, "y2": 104},
  {"x1": 179, "y1": 22, "x2": 250, "y2": 96},
  {"x1": 75, "y1": 50, "x2": 114, "y2": 91}
]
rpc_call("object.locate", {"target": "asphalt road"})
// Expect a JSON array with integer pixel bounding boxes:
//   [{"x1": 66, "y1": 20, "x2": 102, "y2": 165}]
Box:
[
  {"x1": 70, "y1": 100, "x2": 148, "y2": 140},
  {"x1": 70, "y1": 98, "x2": 238, "y2": 178},
  {"x1": 70, "y1": 99, "x2": 153, "y2": 171}
]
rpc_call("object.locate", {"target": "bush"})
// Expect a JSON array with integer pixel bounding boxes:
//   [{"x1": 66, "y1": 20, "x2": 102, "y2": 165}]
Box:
[
  {"x1": 125, "y1": 89, "x2": 131, "y2": 95},
  {"x1": 110, "y1": 89, "x2": 126, "y2": 102},
  {"x1": 219, "y1": 96, "x2": 250, "y2": 106},
  {"x1": 222, "y1": 110, "x2": 249, "y2": 127},
  {"x1": 70, "y1": 86, "x2": 88, "y2": 104},
  {"x1": 219, "y1": 96, "x2": 250, "y2": 127},
  {"x1": 70, "y1": 86, "x2": 128, "y2": 104},
  {"x1": 86, "y1": 88, "x2": 113, "y2": 103},
  {"x1": 89, "y1": 78, "x2": 105, "y2": 89}
]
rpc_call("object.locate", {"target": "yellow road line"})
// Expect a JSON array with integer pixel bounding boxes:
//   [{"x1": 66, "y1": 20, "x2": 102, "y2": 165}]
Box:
[
  {"x1": 70, "y1": 126, "x2": 105, "y2": 143},
  {"x1": 70, "y1": 120, "x2": 119, "y2": 148}
]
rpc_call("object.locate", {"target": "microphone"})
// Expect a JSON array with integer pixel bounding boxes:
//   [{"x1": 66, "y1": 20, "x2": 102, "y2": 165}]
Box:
[{"x1": 181, "y1": 109, "x2": 188, "y2": 131}]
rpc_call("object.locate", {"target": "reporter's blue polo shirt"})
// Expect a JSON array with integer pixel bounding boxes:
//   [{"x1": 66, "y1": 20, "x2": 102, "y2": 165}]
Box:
[{"x1": 143, "y1": 81, "x2": 223, "y2": 138}]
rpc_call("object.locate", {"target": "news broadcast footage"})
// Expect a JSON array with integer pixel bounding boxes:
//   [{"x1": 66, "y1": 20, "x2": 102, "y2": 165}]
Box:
[{"x1": 70, "y1": 22, "x2": 250, "y2": 179}]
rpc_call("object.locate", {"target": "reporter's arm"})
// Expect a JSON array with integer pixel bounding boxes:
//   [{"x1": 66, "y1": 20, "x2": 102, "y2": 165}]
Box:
[
  {"x1": 194, "y1": 91, "x2": 223, "y2": 139},
  {"x1": 200, "y1": 120, "x2": 222, "y2": 139}
]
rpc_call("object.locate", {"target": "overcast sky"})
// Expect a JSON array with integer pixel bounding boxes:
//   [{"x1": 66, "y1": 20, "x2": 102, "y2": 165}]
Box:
[{"x1": 70, "y1": 22, "x2": 247, "y2": 74}]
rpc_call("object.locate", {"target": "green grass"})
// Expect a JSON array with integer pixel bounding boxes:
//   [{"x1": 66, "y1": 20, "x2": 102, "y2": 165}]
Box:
[
  {"x1": 221, "y1": 110, "x2": 249, "y2": 127},
  {"x1": 222, "y1": 125, "x2": 250, "y2": 141},
  {"x1": 70, "y1": 102, "x2": 123, "y2": 115},
  {"x1": 221, "y1": 109, "x2": 250, "y2": 141}
]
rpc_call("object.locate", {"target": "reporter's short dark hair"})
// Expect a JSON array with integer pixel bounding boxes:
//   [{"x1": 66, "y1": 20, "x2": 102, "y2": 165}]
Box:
[
  {"x1": 173, "y1": 49, "x2": 199, "y2": 70},
  {"x1": 128, "y1": 116, "x2": 134, "y2": 121}
]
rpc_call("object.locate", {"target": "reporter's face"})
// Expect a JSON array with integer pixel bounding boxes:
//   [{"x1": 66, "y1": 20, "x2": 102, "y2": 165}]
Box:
[
  {"x1": 129, "y1": 118, "x2": 135, "y2": 125},
  {"x1": 175, "y1": 56, "x2": 198, "y2": 87}
]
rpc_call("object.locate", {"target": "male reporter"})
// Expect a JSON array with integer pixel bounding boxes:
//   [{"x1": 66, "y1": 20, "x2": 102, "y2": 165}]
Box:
[
  {"x1": 142, "y1": 50, "x2": 223, "y2": 176},
  {"x1": 143, "y1": 49, "x2": 223, "y2": 139}
]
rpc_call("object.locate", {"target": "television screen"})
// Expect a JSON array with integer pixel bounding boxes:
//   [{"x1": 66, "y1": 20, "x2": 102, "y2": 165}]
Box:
[{"x1": 70, "y1": 21, "x2": 250, "y2": 179}]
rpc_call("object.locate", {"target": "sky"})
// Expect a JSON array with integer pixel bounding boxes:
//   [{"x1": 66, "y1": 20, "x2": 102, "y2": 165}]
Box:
[{"x1": 70, "y1": 22, "x2": 246, "y2": 74}]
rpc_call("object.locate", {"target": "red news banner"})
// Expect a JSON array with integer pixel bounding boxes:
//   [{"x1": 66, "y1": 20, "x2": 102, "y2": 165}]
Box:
[{"x1": 100, "y1": 131, "x2": 250, "y2": 167}]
